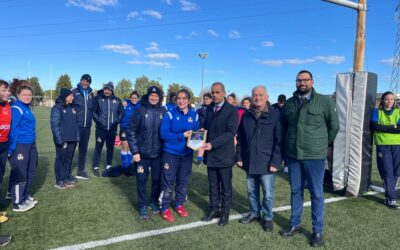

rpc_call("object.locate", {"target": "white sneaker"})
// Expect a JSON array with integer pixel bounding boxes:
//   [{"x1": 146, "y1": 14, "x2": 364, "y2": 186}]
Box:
[
  {"x1": 24, "y1": 199, "x2": 38, "y2": 206},
  {"x1": 13, "y1": 201, "x2": 35, "y2": 212}
]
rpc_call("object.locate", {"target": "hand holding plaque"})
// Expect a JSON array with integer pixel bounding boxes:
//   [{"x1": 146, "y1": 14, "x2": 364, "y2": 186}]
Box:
[{"x1": 187, "y1": 130, "x2": 207, "y2": 150}]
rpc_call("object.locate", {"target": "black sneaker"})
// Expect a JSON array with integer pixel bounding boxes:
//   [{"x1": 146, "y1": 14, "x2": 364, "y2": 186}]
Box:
[
  {"x1": 93, "y1": 168, "x2": 100, "y2": 177},
  {"x1": 76, "y1": 172, "x2": 91, "y2": 180},
  {"x1": 67, "y1": 176, "x2": 77, "y2": 184},
  {"x1": 386, "y1": 200, "x2": 400, "y2": 209},
  {"x1": 0, "y1": 235, "x2": 11, "y2": 246}
]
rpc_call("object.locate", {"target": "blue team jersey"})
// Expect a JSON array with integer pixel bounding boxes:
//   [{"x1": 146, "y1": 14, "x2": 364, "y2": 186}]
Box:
[{"x1": 160, "y1": 107, "x2": 200, "y2": 156}]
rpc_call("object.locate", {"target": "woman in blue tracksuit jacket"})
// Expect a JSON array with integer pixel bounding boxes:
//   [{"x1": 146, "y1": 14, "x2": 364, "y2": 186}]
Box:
[
  {"x1": 8, "y1": 85, "x2": 37, "y2": 212},
  {"x1": 119, "y1": 91, "x2": 141, "y2": 168},
  {"x1": 51, "y1": 88, "x2": 80, "y2": 189},
  {"x1": 159, "y1": 89, "x2": 200, "y2": 222}
]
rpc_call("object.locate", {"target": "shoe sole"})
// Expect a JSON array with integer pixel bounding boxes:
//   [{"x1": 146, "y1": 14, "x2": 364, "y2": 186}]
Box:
[
  {"x1": 13, "y1": 206, "x2": 35, "y2": 212},
  {"x1": 0, "y1": 237, "x2": 11, "y2": 247},
  {"x1": 76, "y1": 176, "x2": 90, "y2": 180},
  {"x1": 54, "y1": 185, "x2": 67, "y2": 190}
]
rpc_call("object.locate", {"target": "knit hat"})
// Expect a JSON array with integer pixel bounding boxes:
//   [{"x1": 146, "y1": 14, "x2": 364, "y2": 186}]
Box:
[
  {"x1": 80, "y1": 74, "x2": 92, "y2": 84},
  {"x1": 103, "y1": 81, "x2": 114, "y2": 92},
  {"x1": 59, "y1": 88, "x2": 73, "y2": 101},
  {"x1": 147, "y1": 86, "x2": 163, "y2": 99}
]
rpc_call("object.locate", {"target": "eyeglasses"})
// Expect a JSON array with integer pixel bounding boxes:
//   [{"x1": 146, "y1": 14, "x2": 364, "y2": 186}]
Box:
[{"x1": 296, "y1": 79, "x2": 311, "y2": 83}]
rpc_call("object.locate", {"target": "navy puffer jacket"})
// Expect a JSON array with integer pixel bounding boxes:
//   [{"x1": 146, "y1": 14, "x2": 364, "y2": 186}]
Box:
[
  {"x1": 50, "y1": 97, "x2": 80, "y2": 145},
  {"x1": 127, "y1": 94, "x2": 166, "y2": 159}
]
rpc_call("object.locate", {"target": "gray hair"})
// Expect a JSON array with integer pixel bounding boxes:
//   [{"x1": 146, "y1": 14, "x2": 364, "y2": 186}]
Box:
[{"x1": 251, "y1": 85, "x2": 268, "y2": 95}]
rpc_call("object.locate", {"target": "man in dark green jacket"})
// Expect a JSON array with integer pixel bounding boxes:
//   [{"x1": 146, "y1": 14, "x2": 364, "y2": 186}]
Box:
[{"x1": 280, "y1": 70, "x2": 339, "y2": 248}]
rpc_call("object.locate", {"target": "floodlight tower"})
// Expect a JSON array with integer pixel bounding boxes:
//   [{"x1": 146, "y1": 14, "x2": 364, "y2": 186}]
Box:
[{"x1": 199, "y1": 52, "x2": 208, "y2": 102}]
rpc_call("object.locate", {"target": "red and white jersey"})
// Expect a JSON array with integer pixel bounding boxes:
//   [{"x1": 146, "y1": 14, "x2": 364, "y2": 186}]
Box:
[{"x1": 0, "y1": 102, "x2": 11, "y2": 142}]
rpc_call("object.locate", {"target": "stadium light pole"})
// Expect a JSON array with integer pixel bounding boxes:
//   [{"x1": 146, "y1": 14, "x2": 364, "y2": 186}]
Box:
[
  {"x1": 322, "y1": 0, "x2": 367, "y2": 72},
  {"x1": 199, "y1": 52, "x2": 208, "y2": 103}
]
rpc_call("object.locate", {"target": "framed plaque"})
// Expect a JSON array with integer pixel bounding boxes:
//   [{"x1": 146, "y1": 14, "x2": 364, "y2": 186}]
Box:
[{"x1": 187, "y1": 130, "x2": 207, "y2": 150}]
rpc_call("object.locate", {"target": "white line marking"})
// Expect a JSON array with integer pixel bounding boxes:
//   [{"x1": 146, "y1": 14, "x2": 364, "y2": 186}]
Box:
[{"x1": 52, "y1": 196, "x2": 349, "y2": 250}]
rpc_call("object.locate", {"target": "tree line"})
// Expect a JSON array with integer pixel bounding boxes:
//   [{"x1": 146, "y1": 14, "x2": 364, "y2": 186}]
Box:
[{"x1": 31, "y1": 74, "x2": 200, "y2": 104}]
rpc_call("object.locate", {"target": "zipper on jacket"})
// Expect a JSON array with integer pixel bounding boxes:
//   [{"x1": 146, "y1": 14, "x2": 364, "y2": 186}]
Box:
[
  {"x1": 107, "y1": 98, "x2": 110, "y2": 130},
  {"x1": 84, "y1": 94, "x2": 87, "y2": 127}
]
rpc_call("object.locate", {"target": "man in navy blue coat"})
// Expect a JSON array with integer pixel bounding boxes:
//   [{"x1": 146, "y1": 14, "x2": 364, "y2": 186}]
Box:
[{"x1": 236, "y1": 85, "x2": 282, "y2": 232}]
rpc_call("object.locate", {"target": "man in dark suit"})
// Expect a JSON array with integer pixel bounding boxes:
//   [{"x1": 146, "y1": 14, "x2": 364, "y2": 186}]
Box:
[{"x1": 201, "y1": 82, "x2": 239, "y2": 226}]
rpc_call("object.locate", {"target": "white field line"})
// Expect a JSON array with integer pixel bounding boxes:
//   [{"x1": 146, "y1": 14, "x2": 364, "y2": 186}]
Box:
[{"x1": 52, "y1": 196, "x2": 351, "y2": 250}]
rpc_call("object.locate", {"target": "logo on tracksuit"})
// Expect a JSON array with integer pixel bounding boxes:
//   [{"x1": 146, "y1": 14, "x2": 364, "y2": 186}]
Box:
[
  {"x1": 378, "y1": 152, "x2": 383, "y2": 158},
  {"x1": 97, "y1": 137, "x2": 102, "y2": 143},
  {"x1": 164, "y1": 163, "x2": 170, "y2": 170},
  {"x1": 188, "y1": 117, "x2": 193, "y2": 123},
  {"x1": 17, "y1": 154, "x2": 24, "y2": 160},
  {"x1": 137, "y1": 166, "x2": 144, "y2": 174}
]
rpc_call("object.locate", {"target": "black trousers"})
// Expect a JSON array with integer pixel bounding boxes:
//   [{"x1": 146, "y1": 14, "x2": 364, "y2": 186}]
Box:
[
  {"x1": 207, "y1": 167, "x2": 233, "y2": 214},
  {"x1": 0, "y1": 142, "x2": 8, "y2": 186},
  {"x1": 9, "y1": 143, "x2": 37, "y2": 205},
  {"x1": 92, "y1": 128, "x2": 116, "y2": 169},
  {"x1": 78, "y1": 127, "x2": 91, "y2": 174},
  {"x1": 136, "y1": 157, "x2": 162, "y2": 208},
  {"x1": 54, "y1": 142, "x2": 77, "y2": 182}
]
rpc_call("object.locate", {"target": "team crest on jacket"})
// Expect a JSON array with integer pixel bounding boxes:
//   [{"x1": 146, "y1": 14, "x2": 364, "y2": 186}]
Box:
[
  {"x1": 17, "y1": 154, "x2": 24, "y2": 160},
  {"x1": 137, "y1": 166, "x2": 144, "y2": 174},
  {"x1": 188, "y1": 117, "x2": 193, "y2": 123},
  {"x1": 63, "y1": 109, "x2": 66, "y2": 113},
  {"x1": 121, "y1": 132, "x2": 126, "y2": 138},
  {"x1": 113, "y1": 100, "x2": 117, "y2": 104},
  {"x1": 72, "y1": 108, "x2": 76, "y2": 114},
  {"x1": 177, "y1": 117, "x2": 180, "y2": 121},
  {"x1": 145, "y1": 114, "x2": 149, "y2": 118},
  {"x1": 378, "y1": 152, "x2": 383, "y2": 158},
  {"x1": 164, "y1": 163, "x2": 170, "y2": 170},
  {"x1": 97, "y1": 137, "x2": 102, "y2": 143}
]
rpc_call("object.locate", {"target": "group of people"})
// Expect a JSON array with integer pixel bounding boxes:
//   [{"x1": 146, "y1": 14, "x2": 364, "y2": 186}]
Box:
[{"x1": 0, "y1": 68, "x2": 399, "y2": 248}]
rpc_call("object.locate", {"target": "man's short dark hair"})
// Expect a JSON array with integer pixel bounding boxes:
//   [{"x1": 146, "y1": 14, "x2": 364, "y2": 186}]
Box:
[
  {"x1": 278, "y1": 94, "x2": 286, "y2": 103},
  {"x1": 297, "y1": 70, "x2": 313, "y2": 80},
  {"x1": 0, "y1": 80, "x2": 9, "y2": 88},
  {"x1": 211, "y1": 82, "x2": 225, "y2": 92}
]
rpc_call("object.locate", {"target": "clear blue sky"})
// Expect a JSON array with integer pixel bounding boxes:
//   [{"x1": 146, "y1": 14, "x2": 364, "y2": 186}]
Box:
[{"x1": 0, "y1": 0, "x2": 395, "y2": 102}]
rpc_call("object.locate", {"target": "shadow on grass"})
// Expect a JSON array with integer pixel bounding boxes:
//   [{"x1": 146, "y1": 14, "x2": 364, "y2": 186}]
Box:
[
  {"x1": 31, "y1": 156, "x2": 50, "y2": 196},
  {"x1": 189, "y1": 169, "x2": 249, "y2": 215}
]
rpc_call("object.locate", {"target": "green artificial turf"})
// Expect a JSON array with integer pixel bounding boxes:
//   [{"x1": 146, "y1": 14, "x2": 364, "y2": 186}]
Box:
[{"x1": 0, "y1": 107, "x2": 399, "y2": 250}]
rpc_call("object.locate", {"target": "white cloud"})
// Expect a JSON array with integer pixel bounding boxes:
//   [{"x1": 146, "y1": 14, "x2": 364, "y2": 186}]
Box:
[
  {"x1": 255, "y1": 55, "x2": 345, "y2": 67},
  {"x1": 208, "y1": 29, "x2": 219, "y2": 37},
  {"x1": 314, "y1": 56, "x2": 345, "y2": 64},
  {"x1": 101, "y1": 44, "x2": 139, "y2": 56},
  {"x1": 143, "y1": 9, "x2": 162, "y2": 19},
  {"x1": 175, "y1": 31, "x2": 197, "y2": 40},
  {"x1": 254, "y1": 59, "x2": 285, "y2": 67},
  {"x1": 146, "y1": 42, "x2": 160, "y2": 52},
  {"x1": 205, "y1": 70, "x2": 226, "y2": 74},
  {"x1": 229, "y1": 30, "x2": 240, "y2": 39},
  {"x1": 261, "y1": 41, "x2": 274, "y2": 47},
  {"x1": 66, "y1": 0, "x2": 118, "y2": 12},
  {"x1": 380, "y1": 57, "x2": 394, "y2": 66},
  {"x1": 180, "y1": 0, "x2": 199, "y2": 11},
  {"x1": 126, "y1": 11, "x2": 140, "y2": 20},
  {"x1": 145, "y1": 53, "x2": 179, "y2": 60},
  {"x1": 127, "y1": 60, "x2": 171, "y2": 68},
  {"x1": 163, "y1": 0, "x2": 173, "y2": 5}
]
